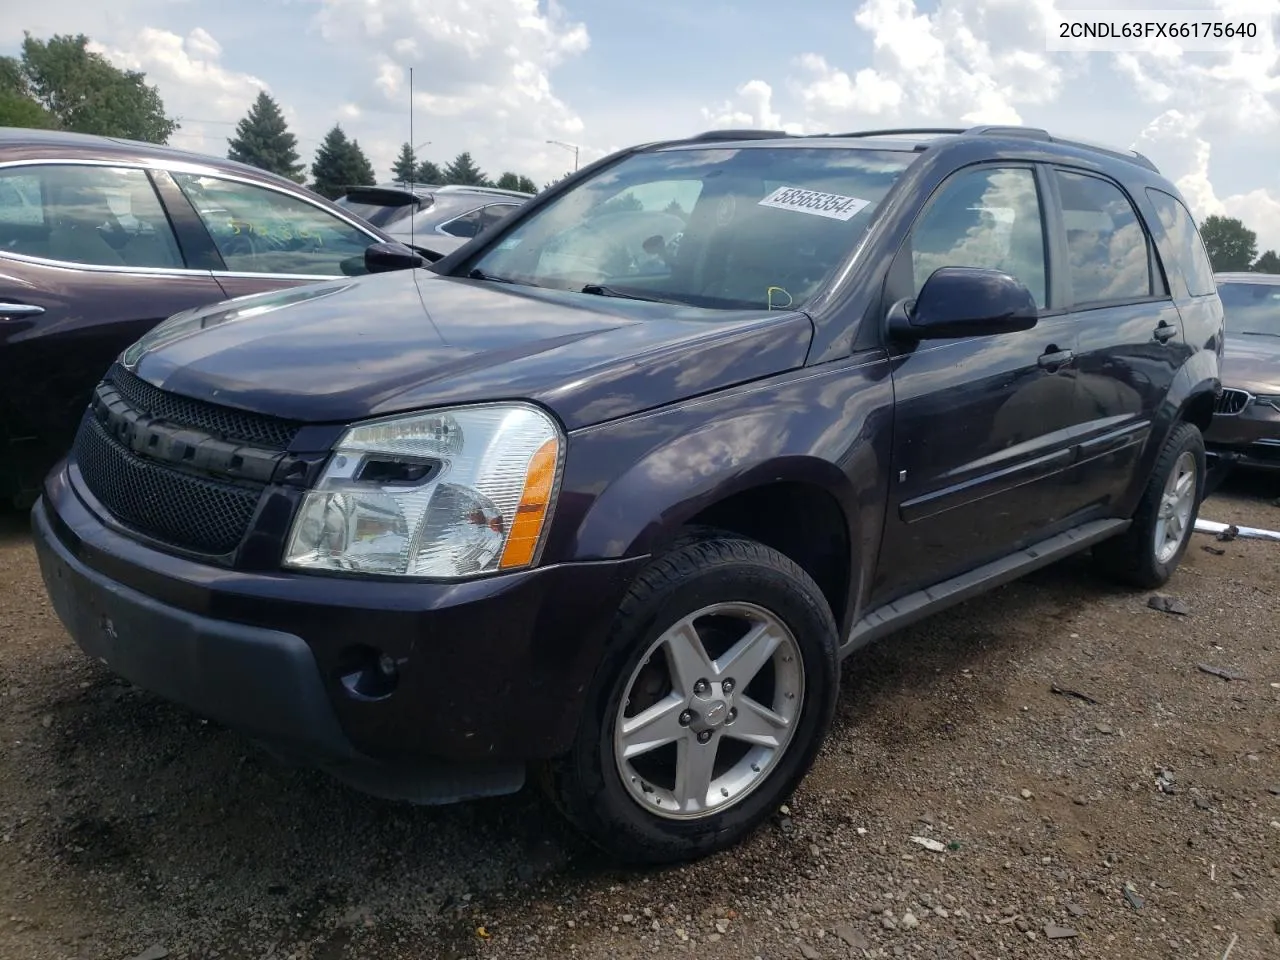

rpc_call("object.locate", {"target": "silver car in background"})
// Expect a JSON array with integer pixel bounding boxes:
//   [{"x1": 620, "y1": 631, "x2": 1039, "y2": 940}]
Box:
[{"x1": 336, "y1": 183, "x2": 533, "y2": 257}]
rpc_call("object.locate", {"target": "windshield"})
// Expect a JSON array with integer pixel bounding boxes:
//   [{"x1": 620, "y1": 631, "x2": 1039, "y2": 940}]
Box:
[
  {"x1": 470, "y1": 146, "x2": 916, "y2": 310},
  {"x1": 1218, "y1": 279, "x2": 1280, "y2": 336}
]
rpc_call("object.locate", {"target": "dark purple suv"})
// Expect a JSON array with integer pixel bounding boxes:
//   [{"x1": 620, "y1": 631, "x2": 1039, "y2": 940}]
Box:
[
  {"x1": 31, "y1": 125, "x2": 1224, "y2": 864},
  {"x1": 0, "y1": 128, "x2": 421, "y2": 507}
]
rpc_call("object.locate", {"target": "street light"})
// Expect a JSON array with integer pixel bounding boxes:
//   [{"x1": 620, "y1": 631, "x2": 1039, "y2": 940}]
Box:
[{"x1": 546, "y1": 139, "x2": 580, "y2": 172}]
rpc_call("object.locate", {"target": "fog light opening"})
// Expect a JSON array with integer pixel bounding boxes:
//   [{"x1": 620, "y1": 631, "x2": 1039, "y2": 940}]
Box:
[{"x1": 337, "y1": 643, "x2": 401, "y2": 700}]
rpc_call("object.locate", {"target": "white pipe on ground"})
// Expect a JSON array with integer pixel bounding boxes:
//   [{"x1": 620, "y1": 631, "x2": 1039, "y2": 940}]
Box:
[{"x1": 1194, "y1": 518, "x2": 1280, "y2": 542}]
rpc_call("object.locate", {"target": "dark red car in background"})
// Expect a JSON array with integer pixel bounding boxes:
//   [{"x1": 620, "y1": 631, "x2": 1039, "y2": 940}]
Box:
[{"x1": 0, "y1": 127, "x2": 422, "y2": 507}]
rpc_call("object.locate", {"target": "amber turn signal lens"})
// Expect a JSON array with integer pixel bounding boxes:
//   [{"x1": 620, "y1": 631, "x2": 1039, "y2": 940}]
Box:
[{"x1": 499, "y1": 436, "x2": 559, "y2": 569}]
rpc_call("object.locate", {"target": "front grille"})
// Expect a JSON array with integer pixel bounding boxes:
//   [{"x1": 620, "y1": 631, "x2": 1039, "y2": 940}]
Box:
[
  {"x1": 1214, "y1": 388, "x2": 1252, "y2": 416},
  {"x1": 105, "y1": 365, "x2": 301, "y2": 450},
  {"x1": 75, "y1": 415, "x2": 262, "y2": 554}
]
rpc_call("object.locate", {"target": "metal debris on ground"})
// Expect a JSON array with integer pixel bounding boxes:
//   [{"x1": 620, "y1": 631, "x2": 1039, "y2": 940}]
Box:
[
  {"x1": 1196, "y1": 518, "x2": 1280, "y2": 542},
  {"x1": 1197, "y1": 663, "x2": 1248, "y2": 682},
  {"x1": 1043, "y1": 923, "x2": 1078, "y2": 939},
  {"x1": 1148, "y1": 595, "x2": 1190, "y2": 616},
  {"x1": 1050, "y1": 682, "x2": 1099, "y2": 705},
  {"x1": 1202, "y1": 544, "x2": 1226, "y2": 555},
  {"x1": 1122, "y1": 882, "x2": 1145, "y2": 910}
]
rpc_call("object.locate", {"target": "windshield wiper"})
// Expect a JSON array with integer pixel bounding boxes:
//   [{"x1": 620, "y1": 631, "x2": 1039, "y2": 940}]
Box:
[
  {"x1": 580, "y1": 283, "x2": 683, "y2": 304},
  {"x1": 468, "y1": 267, "x2": 518, "y2": 283}
]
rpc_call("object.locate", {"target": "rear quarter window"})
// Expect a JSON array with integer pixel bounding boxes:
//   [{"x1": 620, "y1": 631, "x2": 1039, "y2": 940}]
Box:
[{"x1": 1146, "y1": 188, "x2": 1216, "y2": 297}]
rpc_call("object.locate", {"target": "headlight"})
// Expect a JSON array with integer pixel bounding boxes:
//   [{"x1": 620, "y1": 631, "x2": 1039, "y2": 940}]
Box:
[{"x1": 283, "y1": 403, "x2": 563, "y2": 578}]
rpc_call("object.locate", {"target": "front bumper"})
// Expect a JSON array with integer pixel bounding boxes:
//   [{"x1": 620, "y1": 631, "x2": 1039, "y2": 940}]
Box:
[
  {"x1": 1205, "y1": 395, "x2": 1280, "y2": 471},
  {"x1": 33, "y1": 462, "x2": 647, "y2": 799}
]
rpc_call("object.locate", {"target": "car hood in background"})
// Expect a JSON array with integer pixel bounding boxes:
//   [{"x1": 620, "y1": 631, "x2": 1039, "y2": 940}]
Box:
[{"x1": 1222, "y1": 333, "x2": 1280, "y2": 395}]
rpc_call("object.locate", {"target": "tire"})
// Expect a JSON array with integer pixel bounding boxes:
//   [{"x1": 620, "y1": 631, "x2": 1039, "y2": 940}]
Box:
[
  {"x1": 1092, "y1": 420, "x2": 1205, "y2": 589},
  {"x1": 540, "y1": 529, "x2": 840, "y2": 864}
]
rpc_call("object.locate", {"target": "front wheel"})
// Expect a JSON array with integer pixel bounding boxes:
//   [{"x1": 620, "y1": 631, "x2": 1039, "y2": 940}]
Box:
[
  {"x1": 541, "y1": 531, "x2": 840, "y2": 864},
  {"x1": 1093, "y1": 420, "x2": 1206, "y2": 588}
]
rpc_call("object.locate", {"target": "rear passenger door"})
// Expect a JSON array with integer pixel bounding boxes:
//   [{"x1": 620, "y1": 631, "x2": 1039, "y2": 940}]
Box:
[
  {"x1": 1050, "y1": 167, "x2": 1182, "y2": 510},
  {"x1": 875, "y1": 163, "x2": 1084, "y2": 600}
]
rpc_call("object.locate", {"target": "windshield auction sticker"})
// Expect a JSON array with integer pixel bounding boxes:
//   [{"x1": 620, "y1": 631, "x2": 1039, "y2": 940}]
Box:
[{"x1": 758, "y1": 186, "x2": 871, "y2": 221}]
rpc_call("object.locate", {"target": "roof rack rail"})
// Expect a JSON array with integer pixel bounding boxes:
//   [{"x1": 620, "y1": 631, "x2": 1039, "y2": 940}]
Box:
[
  {"x1": 434, "y1": 184, "x2": 535, "y2": 198},
  {"x1": 688, "y1": 129, "x2": 794, "y2": 142},
  {"x1": 824, "y1": 128, "x2": 967, "y2": 139},
  {"x1": 960, "y1": 124, "x2": 1160, "y2": 172}
]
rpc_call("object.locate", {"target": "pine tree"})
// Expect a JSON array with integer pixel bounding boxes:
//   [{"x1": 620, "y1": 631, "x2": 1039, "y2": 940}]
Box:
[
  {"x1": 310, "y1": 125, "x2": 375, "y2": 199},
  {"x1": 391, "y1": 142, "x2": 416, "y2": 182},
  {"x1": 516, "y1": 175, "x2": 537, "y2": 194},
  {"x1": 415, "y1": 159, "x2": 442, "y2": 184},
  {"x1": 442, "y1": 151, "x2": 487, "y2": 186},
  {"x1": 227, "y1": 91, "x2": 305, "y2": 182}
]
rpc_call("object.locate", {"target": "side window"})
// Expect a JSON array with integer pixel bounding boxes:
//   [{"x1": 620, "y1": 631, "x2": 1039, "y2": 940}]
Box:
[
  {"x1": 479, "y1": 203, "x2": 519, "y2": 230},
  {"x1": 1147, "y1": 188, "x2": 1216, "y2": 297},
  {"x1": 908, "y1": 166, "x2": 1047, "y2": 308},
  {"x1": 0, "y1": 165, "x2": 183, "y2": 269},
  {"x1": 440, "y1": 208, "x2": 485, "y2": 238},
  {"x1": 172, "y1": 172, "x2": 374, "y2": 276},
  {"x1": 1055, "y1": 170, "x2": 1153, "y2": 305}
]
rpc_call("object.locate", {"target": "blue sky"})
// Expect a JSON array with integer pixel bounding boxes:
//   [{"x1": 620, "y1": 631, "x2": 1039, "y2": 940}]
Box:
[{"x1": 4, "y1": 0, "x2": 1280, "y2": 248}]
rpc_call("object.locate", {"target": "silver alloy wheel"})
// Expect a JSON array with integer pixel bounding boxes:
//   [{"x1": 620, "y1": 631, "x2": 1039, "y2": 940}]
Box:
[
  {"x1": 613, "y1": 601, "x2": 805, "y2": 821},
  {"x1": 1154, "y1": 450, "x2": 1197, "y2": 564}
]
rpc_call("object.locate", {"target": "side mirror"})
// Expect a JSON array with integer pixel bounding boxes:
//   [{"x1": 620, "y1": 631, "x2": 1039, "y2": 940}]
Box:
[
  {"x1": 887, "y1": 266, "x2": 1038, "y2": 340},
  {"x1": 363, "y1": 241, "x2": 426, "y2": 274}
]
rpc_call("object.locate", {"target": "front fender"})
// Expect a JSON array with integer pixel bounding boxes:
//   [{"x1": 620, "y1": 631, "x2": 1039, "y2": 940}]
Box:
[{"x1": 544, "y1": 354, "x2": 896, "y2": 620}]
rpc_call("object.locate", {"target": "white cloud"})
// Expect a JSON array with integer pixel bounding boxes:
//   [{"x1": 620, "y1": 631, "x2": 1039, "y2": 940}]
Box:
[
  {"x1": 702, "y1": 0, "x2": 1280, "y2": 257},
  {"x1": 1136, "y1": 110, "x2": 1280, "y2": 254},
  {"x1": 89, "y1": 27, "x2": 267, "y2": 156},
  {"x1": 701, "y1": 80, "x2": 804, "y2": 133},
  {"x1": 313, "y1": 0, "x2": 590, "y2": 181}
]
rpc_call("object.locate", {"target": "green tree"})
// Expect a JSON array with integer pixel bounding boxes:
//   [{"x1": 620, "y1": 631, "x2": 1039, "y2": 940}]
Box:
[
  {"x1": 1200, "y1": 215, "x2": 1257, "y2": 272},
  {"x1": 0, "y1": 57, "x2": 55, "y2": 128},
  {"x1": 415, "y1": 159, "x2": 442, "y2": 183},
  {"x1": 226, "y1": 91, "x2": 304, "y2": 182},
  {"x1": 1251, "y1": 250, "x2": 1280, "y2": 274},
  {"x1": 542, "y1": 171, "x2": 571, "y2": 191},
  {"x1": 16, "y1": 33, "x2": 177, "y2": 143},
  {"x1": 495, "y1": 171, "x2": 537, "y2": 193},
  {"x1": 391, "y1": 142, "x2": 417, "y2": 182},
  {"x1": 442, "y1": 151, "x2": 487, "y2": 186},
  {"x1": 310, "y1": 124, "x2": 375, "y2": 199}
]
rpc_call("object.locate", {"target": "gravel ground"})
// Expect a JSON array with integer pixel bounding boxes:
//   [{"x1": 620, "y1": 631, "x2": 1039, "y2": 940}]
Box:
[{"x1": 1, "y1": 473, "x2": 1278, "y2": 960}]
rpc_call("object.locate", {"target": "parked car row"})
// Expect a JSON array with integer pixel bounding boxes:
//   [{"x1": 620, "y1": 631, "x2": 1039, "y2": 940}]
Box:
[
  {"x1": 0, "y1": 128, "x2": 529, "y2": 507},
  {"x1": 22, "y1": 120, "x2": 1241, "y2": 863},
  {"x1": 335, "y1": 181, "x2": 532, "y2": 255}
]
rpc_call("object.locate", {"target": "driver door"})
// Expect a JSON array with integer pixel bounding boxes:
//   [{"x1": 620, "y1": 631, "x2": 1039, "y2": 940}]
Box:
[{"x1": 872, "y1": 163, "x2": 1087, "y2": 602}]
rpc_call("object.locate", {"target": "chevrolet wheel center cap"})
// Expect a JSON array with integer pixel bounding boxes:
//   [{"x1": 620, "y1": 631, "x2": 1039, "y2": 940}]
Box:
[{"x1": 704, "y1": 701, "x2": 729, "y2": 726}]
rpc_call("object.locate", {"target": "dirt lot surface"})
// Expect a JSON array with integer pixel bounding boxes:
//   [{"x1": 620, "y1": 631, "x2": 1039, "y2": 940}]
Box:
[{"x1": 2, "y1": 476, "x2": 1278, "y2": 960}]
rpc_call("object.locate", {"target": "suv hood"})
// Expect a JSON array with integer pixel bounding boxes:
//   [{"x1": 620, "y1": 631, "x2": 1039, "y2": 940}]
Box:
[
  {"x1": 125, "y1": 271, "x2": 814, "y2": 430},
  {"x1": 1222, "y1": 332, "x2": 1280, "y2": 395}
]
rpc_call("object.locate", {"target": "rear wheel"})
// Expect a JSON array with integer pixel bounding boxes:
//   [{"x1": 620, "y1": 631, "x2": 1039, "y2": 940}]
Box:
[
  {"x1": 541, "y1": 531, "x2": 840, "y2": 864},
  {"x1": 1093, "y1": 421, "x2": 1205, "y2": 588}
]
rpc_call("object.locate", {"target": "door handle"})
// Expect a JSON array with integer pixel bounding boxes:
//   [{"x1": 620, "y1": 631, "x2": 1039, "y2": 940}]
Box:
[
  {"x1": 0, "y1": 302, "x2": 45, "y2": 318},
  {"x1": 1038, "y1": 348, "x2": 1074, "y2": 369},
  {"x1": 1153, "y1": 321, "x2": 1177, "y2": 343}
]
